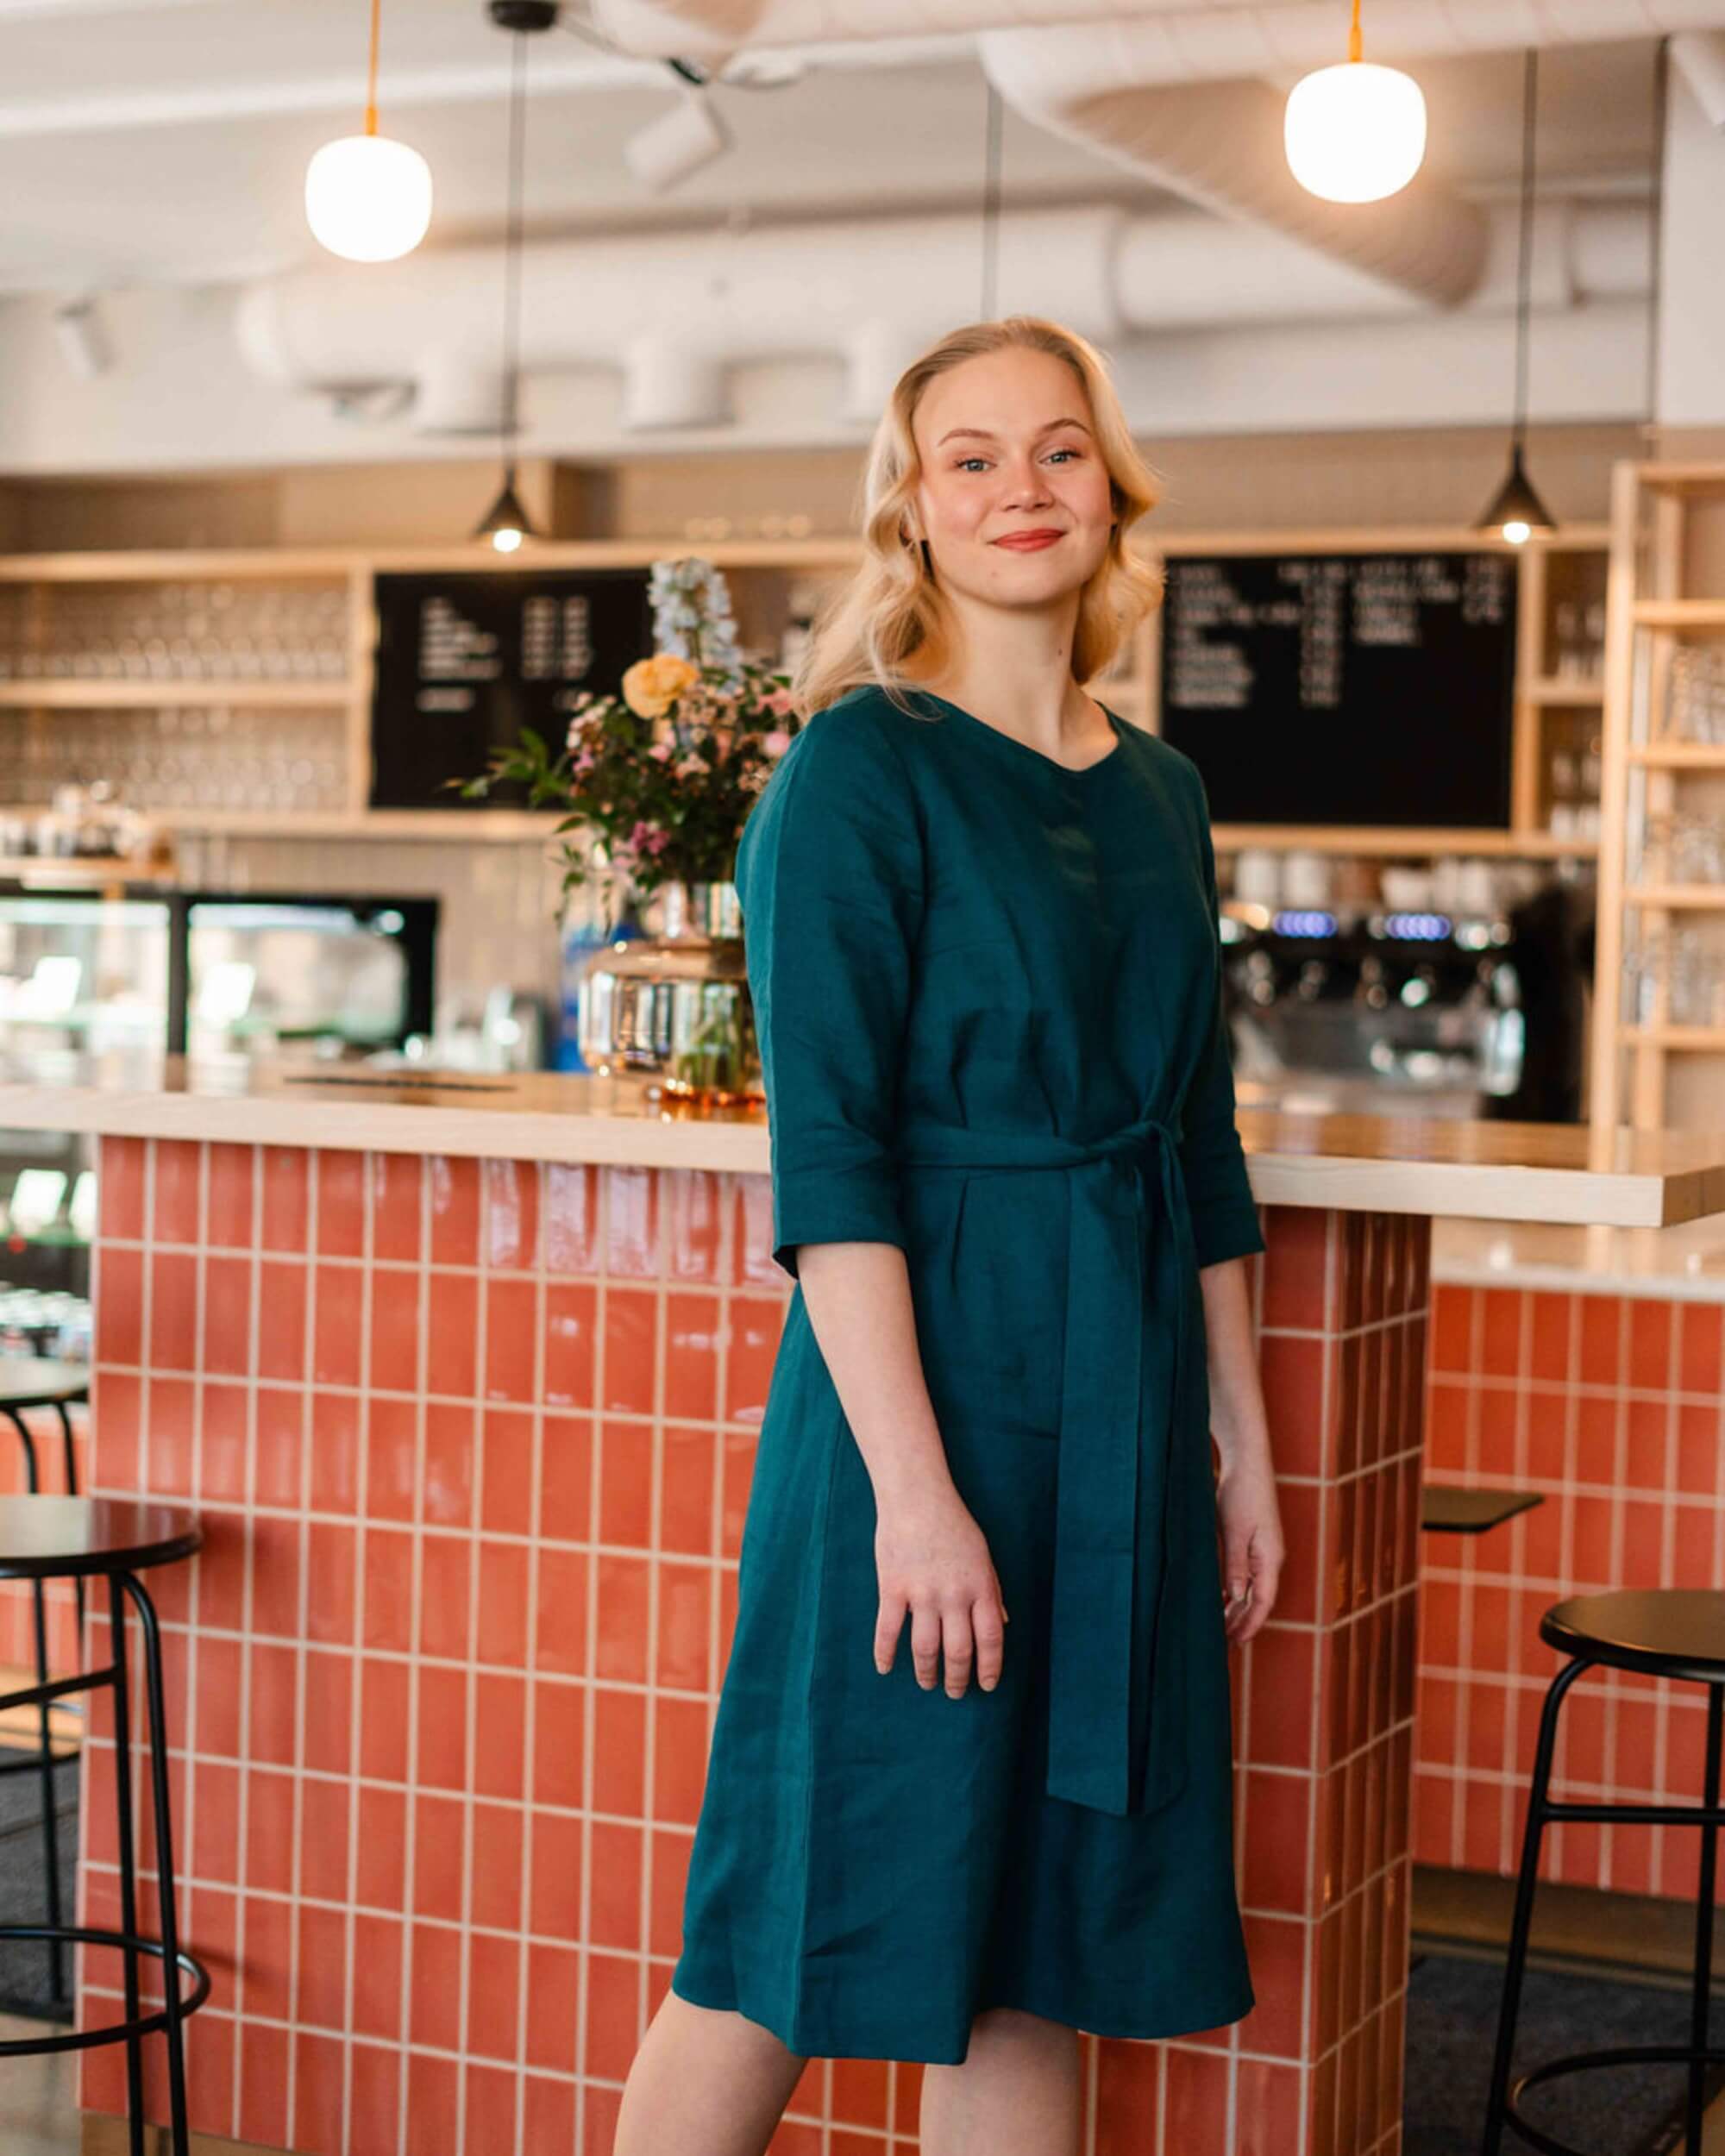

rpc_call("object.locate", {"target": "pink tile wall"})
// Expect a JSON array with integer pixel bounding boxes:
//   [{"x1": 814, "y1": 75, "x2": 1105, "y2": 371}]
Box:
[
  {"x1": 1418, "y1": 1284, "x2": 1725, "y2": 1902},
  {"x1": 60, "y1": 1138, "x2": 1428, "y2": 2155}
]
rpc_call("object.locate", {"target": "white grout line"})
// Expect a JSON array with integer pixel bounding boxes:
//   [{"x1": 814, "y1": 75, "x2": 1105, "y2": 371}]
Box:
[
  {"x1": 574, "y1": 1163, "x2": 608, "y2": 2156},
  {"x1": 392, "y1": 1152, "x2": 432, "y2": 2156}
]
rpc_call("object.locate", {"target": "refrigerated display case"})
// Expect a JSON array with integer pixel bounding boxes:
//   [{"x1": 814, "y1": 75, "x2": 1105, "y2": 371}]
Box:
[{"x1": 0, "y1": 886, "x2": 436, "y2": 1060}]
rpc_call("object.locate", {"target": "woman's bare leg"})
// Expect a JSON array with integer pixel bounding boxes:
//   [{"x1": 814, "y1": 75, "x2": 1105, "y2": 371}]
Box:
[
  {"x1": 919, "y1": 2006, "x2": 1082, "y2": 2156},
  {"x1": 614, "y1": 1990, "x2": 810, "y2": 2156}
]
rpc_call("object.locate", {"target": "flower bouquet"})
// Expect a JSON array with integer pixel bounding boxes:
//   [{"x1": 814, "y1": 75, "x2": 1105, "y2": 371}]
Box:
[
  {"x1": 455, "y1": 558, "x2": 802, "y2": 1100},
  {"x1": 455, "y1": 557, "x2": 799, "y2": 919}
]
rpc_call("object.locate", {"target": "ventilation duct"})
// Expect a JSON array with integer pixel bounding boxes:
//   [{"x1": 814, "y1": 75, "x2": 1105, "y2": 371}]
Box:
[
  {"x1": 233, "y1": 196, "x2": 1650, "y2": 435},
  {"x1": 591, "y1": 0, "x2": 1723, "y2": 307}
]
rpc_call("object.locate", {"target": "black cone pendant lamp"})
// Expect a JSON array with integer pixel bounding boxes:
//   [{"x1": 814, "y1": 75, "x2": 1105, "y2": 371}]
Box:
[
  {"x1": 474, "y1": 2, "x2": 557, "y2": 551},
  {"x1": 1476, "y1": 47, "x2": 1557, "y2": 544}
]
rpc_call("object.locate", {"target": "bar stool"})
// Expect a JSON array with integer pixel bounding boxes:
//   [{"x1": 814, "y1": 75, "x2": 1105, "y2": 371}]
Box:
[
  {"x1": 0, "y1": 1357, "x2": 89, "y2": 2011},
  {"x1": 1482, "y1": 1588, "x2": 1725, "y2": 2156},
  {"x1": 1421, "y1": 1482, "x2": 1546, "y2": 1536},
  {"x1": 0, "y1": 1495, "x2": 210, "y2": 2156}
]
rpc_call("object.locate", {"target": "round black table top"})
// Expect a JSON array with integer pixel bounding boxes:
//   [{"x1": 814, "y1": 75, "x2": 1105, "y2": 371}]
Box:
[
  {"x1": 0, "y1": 1495, "x2": 200, "y2": 1579},
  {"x1": 0, "y1": 1357, "x2": 89, "y2": 1410},
  {"x1": 1542, "y1": 1589, "x2": 1725, "y2": 1683}
]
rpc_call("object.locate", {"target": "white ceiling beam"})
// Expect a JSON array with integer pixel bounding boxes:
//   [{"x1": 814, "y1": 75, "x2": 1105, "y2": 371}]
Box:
[{"x1": 0, "y1": 29, "x2": 972, "y2": 141}]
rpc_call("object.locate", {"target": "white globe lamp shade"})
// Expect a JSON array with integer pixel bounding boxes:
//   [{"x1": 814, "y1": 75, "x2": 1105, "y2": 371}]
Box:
[
  {"x1": 304, "y1": 133, "x2": 433, "y2": 262},
  {"x1": 1284, "y1": 60, "x2": 1427, "y2": 204}
]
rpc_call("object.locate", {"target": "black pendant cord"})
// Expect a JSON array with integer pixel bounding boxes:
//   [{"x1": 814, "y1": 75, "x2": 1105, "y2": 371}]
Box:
[
  {"x1": 1511, "y1": 45, "x2": 1538, "y2": 454},
  {"x1": 981, "y1": 77, "x2": 1003, "y2": 322},
  {"x1": 1644, "y1": 34, "x2": 1669, "y2": 437},
  {"x1": 500, "y1": 27, "x2": 530, "y2": 480}
]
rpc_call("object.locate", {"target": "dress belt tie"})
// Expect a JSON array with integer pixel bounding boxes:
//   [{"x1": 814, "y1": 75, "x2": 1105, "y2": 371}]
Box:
[{"x1": 894, "y1": 1112, "x2": 1200, "y2": 1817}]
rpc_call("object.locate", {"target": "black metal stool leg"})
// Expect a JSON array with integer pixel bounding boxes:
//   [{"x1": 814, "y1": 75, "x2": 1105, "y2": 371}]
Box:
[
  {"x1": 6, "y1": 1403, "x2": 69, "y2": 2008},
  {"x1": 1687, "y1": 1684, "x2": 1725, "y2": 2152},
  {"x1": 1483, "y1": 1652, "x2": 1592, "y2": 2154},
  {"x1": 123, "y1": 1568, "x2": 192, "y2": 2156},
  {"x1": 107, "y1": 1571, "x2": 146, "y2": 2156},
  {"x1": 56, "y1": 1400, "x2": 86, "y2": 1643}
]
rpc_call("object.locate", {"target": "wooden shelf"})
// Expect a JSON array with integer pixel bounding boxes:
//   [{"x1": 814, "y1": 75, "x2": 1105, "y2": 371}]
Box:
[
  {"x1": 1590, "y1": 460, "x2": 1725, "y2": 1132},
  {"x1": 1622, "y1": 1026, "x2": 1725, "y2": 1050},
  {"x1": 0, "y1": 854, "x2": 175, "y2": 886},
  {"x1": 1628, "y1": 742, "x2": 1725, "y2": 768},
  {"x1": 1526, "y1": 677, "x2": 1606, "y2": 703},
  {"x1": 0, "y1": 678, "x2": 352, "y2": 708},
  {"x1": 1633, "y1": 600, "x2": 1725, "y2": 630},
  {"x1": 0, "y1": 805, "x2": 563, "y2": 841},
  {"x1": 1622, "y1": 886, "x2": 1725, "y2": 909},
  {"x1": 1638, "y1": 464, "x2": 1725, "y2": 499},
  {"x1": 1211, "y1": 824, "x2": 1597, "y2": 859}
]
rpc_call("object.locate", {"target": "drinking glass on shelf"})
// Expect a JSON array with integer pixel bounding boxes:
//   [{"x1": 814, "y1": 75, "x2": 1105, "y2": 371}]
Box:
[
  {"x1": 1674, "y1": 812, "x2": 1725, "y2": 885},
  {"x1": 1583, "y1": 601, "x2": 1607, "y2": 679},
  {"x1": 1553, "y1": 600, "x2": 1583, "y2": 679},
  {"x1": 1625, "y1": 936, "x2": 1665, "y2": 1027},
  {"x1": 1663, "y1": 642, "x2": 1725, "y2": 744},
  {"x1": 1669, "y1": 927, "x2": 1725, "y2": 1029}
]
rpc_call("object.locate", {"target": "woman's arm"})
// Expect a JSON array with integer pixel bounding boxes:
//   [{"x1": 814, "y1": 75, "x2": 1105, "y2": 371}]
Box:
[
  {"x1": 796, "y1": 1240, "x2": 1010, "y2": 1699},
  {"x1": 1200, "y1": 1254, "x2": 1283, "y2": 1646},
  {"x1": 735, "y1": 713, "x2": 1007, "y2": 1700}
]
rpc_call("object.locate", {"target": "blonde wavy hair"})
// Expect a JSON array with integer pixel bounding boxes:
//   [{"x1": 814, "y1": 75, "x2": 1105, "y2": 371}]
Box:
[{"x1": 792, "y1": 316, "x2": 1165, "y2": 723}]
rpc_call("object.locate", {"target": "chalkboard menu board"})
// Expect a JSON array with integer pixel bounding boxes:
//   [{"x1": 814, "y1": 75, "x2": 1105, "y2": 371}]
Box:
[
  {"x1": 370, "y1": 568, "x2": 655, "y2": 810},
  {"x1": 1157, "y1": 550, "x2": 1517, "y2": 828}
]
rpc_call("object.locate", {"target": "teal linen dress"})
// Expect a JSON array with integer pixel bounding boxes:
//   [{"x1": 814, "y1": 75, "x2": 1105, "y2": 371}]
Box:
[{"x1": 670, "y1": 682, "x2": 1265, "y2": 2065}]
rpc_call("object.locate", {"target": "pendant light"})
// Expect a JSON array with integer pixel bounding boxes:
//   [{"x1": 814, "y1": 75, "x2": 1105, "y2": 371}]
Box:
[
  {"x1": 473, "y1": 2, "x2": 557, "y2": 553},
  {"x1": 1284, "y1": 0, "x2": 1427, "y2": 204},
  {"x1": 1475, "y1": 48, "x2": 1558, "y2": 545},
  {"x1": 305, "y1": 0, "x2": 433, "y2": 263}
]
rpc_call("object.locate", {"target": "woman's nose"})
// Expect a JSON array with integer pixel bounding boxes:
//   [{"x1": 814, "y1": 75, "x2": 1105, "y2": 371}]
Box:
[{"x1": 1000, "y1": 462, "x2": 1054, "y2": 506}]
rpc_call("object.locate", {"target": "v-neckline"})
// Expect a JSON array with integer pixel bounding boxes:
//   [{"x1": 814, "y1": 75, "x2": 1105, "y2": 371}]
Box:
[{"x1": 910, "y1": 690, "x2": 1127, "y2": 778}]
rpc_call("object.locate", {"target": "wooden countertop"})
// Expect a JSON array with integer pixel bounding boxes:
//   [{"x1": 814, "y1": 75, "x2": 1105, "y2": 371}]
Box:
[
  {"x1": 3, "y1": 1053, "x2": 1723, "y2": 1229},
  {"x1": 1431, "y1": 1213, "x2": 1725, "y2": 1303}
]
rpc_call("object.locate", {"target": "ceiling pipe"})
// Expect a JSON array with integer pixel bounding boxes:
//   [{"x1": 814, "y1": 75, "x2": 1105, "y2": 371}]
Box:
[
  {"x1": 232, "y1": 194, "x2": 1651, "y2": 435},
  {"x1": 1671, "y1": 30, "x2": 1725, "y2": 128},
  {"x1": 979, "y1": 50, "x2": 1484, "y2": 306},
  {"x1": 591, "y1": 0, "x2": 1725, "y2": 64},
  {"x1": 593, "y1": 0, "x2": 1725, "y2": 310}
]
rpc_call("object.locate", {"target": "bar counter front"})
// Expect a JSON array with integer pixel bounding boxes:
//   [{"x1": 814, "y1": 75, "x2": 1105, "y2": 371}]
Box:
[{"x1": 3, "y1": 1059, "x2": 1723, "y2": 2156}]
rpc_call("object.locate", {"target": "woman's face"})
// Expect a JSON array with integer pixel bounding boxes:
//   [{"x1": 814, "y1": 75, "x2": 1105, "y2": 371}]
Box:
[{"x1": 908, "y1": 345, "x2": 1116, "y2": 617}]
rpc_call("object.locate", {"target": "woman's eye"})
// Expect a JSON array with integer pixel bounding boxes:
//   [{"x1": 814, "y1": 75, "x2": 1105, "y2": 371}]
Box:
[{"x1": 955, "y1": 449, "x2": 1079, "y2": 471}]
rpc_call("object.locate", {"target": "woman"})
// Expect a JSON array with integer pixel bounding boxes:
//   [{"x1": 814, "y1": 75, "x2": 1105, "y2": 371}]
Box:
[{"x1": 616, "y1": 317, "x2": 1284, "y2": 2156}]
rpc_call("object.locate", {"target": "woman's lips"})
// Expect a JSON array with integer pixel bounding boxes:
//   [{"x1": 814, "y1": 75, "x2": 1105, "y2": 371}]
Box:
[{"x1": 993, "y1": 530, "x2": 1065, "y2": 551}]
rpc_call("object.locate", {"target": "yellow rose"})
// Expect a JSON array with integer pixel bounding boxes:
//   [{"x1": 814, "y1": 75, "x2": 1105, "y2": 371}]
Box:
[{"x1": 621, "y1": 653, "x2": 699, "y2": 718}]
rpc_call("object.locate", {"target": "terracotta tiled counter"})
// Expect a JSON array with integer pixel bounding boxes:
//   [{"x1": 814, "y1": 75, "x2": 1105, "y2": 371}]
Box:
[
  {"x1": 1417, "y1": 1219, "x2": 1725, "y2": 1903},
  {"x1": 0, "y1": 1061, "x2": 1721, "y2": 2156}
]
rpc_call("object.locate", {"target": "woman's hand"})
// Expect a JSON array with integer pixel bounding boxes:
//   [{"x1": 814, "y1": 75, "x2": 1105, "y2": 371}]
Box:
[
  {"x1": 873, "y1": 1483, "x2": 1010, "y2": 1698},
  {"x1": 1216, "y1": 1445, "x2": 1283, "y2": 1646}
]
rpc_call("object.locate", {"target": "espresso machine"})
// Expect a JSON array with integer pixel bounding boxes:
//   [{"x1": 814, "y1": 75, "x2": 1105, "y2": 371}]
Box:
[{"x1": 1219, "y1": 856, "x2": 1593, "y2": 1122}]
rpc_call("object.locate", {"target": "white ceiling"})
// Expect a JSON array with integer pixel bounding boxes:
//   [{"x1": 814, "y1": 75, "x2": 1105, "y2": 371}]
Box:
[{"x1": 0, "y1": 0, "x2": 1665, "y2": 298}]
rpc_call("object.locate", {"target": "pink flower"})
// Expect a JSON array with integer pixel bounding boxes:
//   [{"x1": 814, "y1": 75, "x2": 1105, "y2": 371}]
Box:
[
  {"x1": 764, "y1": 687, "x2": 796, "y2": 718},
  {"x1": 648, "y1": 739, "x2": 675, "y2": 762},
  {"x1": 762, "y1": 729, "x2": 792, "y2": 756},
  {"x1": 626, "y1": 818, "x2": 670, "y2": 856}
]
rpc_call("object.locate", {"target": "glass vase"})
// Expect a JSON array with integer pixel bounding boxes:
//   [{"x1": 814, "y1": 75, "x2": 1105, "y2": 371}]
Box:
[{"x1": 576, "y1": 878, "x2": 762, "y2": 1106}]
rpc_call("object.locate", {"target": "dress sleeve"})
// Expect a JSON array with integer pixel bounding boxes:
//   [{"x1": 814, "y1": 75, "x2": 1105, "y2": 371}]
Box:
[
  {"x1": 1176, "y1": 761, "x2": 1265, "y2": 1270},
  {"x1": 734, "y1": 708, "x2": 925, "y2": 1281}
]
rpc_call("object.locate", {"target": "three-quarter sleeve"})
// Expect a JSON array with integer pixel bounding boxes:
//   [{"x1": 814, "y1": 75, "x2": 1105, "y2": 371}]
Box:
[
  {"x1": 1175, "y1": 761, "x2": 1265, "y2": 1270},
  {"x1": 734, "y1": 707, "x2": 925, "y2": 1280}
]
